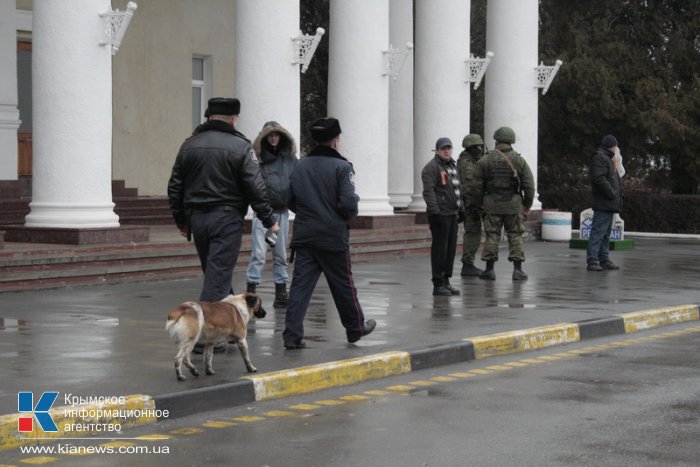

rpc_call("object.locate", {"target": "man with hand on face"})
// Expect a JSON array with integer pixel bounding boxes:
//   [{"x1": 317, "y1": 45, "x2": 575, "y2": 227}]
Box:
[{"x1": 586, "y1": 134, "x2": 623, "y2": 272}]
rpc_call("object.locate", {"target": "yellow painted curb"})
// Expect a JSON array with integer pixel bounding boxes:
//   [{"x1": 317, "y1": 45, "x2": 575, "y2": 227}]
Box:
[
  {"x1": 0, "y1": 395, "x2": 156, "y2": 452},
  {"x1": 619, "y1": 304, "x2": 700, "y2": 334},
  {"x1": 467, "y1": 323, "x2": 580, "y2": 359},
  {"x1": 243, "y1": 351, "x2": 412, "y2": 401}
]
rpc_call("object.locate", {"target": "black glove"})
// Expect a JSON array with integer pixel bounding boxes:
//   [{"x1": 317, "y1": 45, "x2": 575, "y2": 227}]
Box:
[{"x1": 457, "y1": 211, "x2": 465, "y2": 223}]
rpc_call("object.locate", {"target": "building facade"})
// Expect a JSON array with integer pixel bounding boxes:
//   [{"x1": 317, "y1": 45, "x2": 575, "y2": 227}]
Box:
[{"x1": 0, "y1": 0, "x2": 558, "y2": 231}]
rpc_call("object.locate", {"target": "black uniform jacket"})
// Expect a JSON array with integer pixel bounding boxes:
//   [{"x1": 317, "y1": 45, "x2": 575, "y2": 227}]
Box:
[
  {"x1": 168, "y1": 120, "x2": 274, "y2": 228},
  {"x1": 288, "y1": 145, "x2": 359, "y2": 251}
]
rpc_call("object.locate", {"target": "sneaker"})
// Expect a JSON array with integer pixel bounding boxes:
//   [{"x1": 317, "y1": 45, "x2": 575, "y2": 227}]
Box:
[
  {"x1": 600, "y1": 260, "x2": 620, "y2": 270},
  {"x1": 587, "y1": 263, "x2": 603, "y2": 271},
  {"x1": 348, "y1": 319, "x2": 377, "y2": 343}
]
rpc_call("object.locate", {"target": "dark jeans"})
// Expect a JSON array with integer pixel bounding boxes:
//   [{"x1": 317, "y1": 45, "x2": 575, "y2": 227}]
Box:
[
  {"x1": 428, "y1": 214, "x2": 458, "y2": 285},
  {"x1": 190, "y1": 209, "x2": 243, "y2": 301},
  {"x1": 586, "y1": 210, "x2": 614, "y2": 264},
  {"x1": 284, "y1": 248, "x2": 365, "y2": 344}
]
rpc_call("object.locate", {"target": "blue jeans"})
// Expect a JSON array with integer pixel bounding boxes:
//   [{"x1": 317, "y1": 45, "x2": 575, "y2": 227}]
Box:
[
  {"x1": 586, "y1": 210, "x2": 614, "y2": 264},
  {"x1": 246, "y1": 212, "x2": 289, "y2": 285}
]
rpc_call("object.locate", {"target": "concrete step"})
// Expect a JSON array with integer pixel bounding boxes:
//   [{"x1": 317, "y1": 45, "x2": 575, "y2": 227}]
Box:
[{"x1": 0, "y1": 224, "x2": 434, "y2": 292}]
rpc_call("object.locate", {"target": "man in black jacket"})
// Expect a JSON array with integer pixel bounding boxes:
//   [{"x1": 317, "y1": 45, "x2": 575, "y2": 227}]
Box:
[
  {"x1": 422, "y1": 137, "x2": 465, "y2": 296},
  {"x1": 168, "y1": 97, "x2": 279, "y2": 303},
  {"x1": 587, "y1": 134, "x2": 623, "y2": 271},
  {"x1": 282, "y1": 117, "x2": 376, "y2": 350}
]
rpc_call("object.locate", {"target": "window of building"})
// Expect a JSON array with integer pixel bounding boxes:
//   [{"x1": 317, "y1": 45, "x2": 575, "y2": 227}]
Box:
[{"x1": 192, "y1": 56, "x2": 211, "y2": 131}]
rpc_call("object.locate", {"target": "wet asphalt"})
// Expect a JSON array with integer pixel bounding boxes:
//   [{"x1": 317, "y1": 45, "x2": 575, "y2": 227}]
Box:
[{"x1": 0, "y1": 237, "x2": 698, "y2": 415}]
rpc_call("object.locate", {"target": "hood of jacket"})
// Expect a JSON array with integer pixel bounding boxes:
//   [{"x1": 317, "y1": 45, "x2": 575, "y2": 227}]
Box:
[{"x1": 253, "y1": 121, "x2": 297, "y2": 159}]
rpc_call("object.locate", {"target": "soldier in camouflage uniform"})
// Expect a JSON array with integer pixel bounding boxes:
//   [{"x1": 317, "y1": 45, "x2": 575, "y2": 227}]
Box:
[
  {"x1": 471, "y1": 127, "x2": 535, "y2": 281},
  {"x1": 457, "y1": 134, "x2": 486, "y2": 277}
]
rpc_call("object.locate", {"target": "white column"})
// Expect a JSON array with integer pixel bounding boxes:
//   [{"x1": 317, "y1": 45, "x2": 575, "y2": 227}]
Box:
[
  {"x1": 0, "y1": 2, "x2": 20, "y2": 180},
  {"x1": 485, "y1": 0, "x2": 541, "y2": 209},
  {"x1": 409, "y1": 0, "x2": 471, "y2": 211},
  {"x1": 388, "y1": 0, "x2": 413, "y2": 208},
  {"x1": 25, "y1": 0, "x2": 119, "y2": 228},
  {"x1": 328, "y1": 0, "x2": 393, "y2": 215},
  {"x1": 234, "y1": 0, "x2": 300, "y2": 150}
]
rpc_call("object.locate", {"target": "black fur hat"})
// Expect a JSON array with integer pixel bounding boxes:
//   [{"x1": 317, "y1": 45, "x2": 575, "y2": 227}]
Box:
[
  {"x1": 309, "y1": 117, "x2": 342, "y2": 142},
  {"x1": 207, "y1": 97, "x2": 241, "y2": 116}
]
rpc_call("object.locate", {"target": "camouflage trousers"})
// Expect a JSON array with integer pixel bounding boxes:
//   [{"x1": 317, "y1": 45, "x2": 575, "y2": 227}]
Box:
[
  {"x1": 480, "y1": 212, "x2": 525, "y2": 262},
  {"x1": 461, "y1": 210, "x2": 483, "y2": 264}
]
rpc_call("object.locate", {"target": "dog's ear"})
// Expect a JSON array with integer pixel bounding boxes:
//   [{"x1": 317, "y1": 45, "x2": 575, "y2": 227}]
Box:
[{"x1": 245, "y1": 293, "x2": 259, "y2": 310}]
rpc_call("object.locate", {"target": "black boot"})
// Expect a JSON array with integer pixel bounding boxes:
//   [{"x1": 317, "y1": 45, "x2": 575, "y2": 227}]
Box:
[
  {"x1": 479, "y1": 261, "x2": 496, "y2": 280},
  {"x1": 461, "y1": 262, "x2": 484, "y2": 277},
  {"x1": 432, "y1": 278, "x2": 452, "y2": 296},
  {"x1": 443, "y1": 279, "x2": 460, "y2": 295},
  {"x1": 512, "y1": 261, "x2": 528, "y2": 281},
  {"x1": 246, "y1": 282, "x2": 257, "y2": 293},
  {"x1": 273, "y1": 283, "x2": 288, "y2": 308}
]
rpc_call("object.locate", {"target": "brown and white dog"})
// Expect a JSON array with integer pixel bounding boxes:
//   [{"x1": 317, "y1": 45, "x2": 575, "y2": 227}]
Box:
[{"x1": 165, "y1": 293, "x2": 266, "y2": 381}]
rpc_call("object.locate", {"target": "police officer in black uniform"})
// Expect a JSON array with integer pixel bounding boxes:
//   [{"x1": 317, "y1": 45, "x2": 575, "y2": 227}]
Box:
[
  {"x1": 168, "y1": 97, "x2": 279, "y2": 304},
  {"x1": 282, "y1": 117, "x2": 376, "y2": 349}
]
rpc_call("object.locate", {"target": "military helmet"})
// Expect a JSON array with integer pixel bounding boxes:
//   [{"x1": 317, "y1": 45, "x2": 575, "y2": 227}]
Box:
[
  {"x1": 462, "y1": 133, "x2": 484, "y2": 148},
  {"x1": 493, "y1": 126, "x2": 516, "y2": 144}
]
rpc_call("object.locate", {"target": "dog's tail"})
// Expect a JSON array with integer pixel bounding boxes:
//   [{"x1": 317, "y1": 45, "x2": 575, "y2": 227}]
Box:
[{"x1": 165, "y1": 301, "x2": 204, "y2": 343}]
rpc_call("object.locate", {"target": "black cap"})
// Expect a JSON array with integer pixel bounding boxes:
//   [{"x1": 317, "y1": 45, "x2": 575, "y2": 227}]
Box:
[
  {"x1": 309, "y1": 117, "x2": 342, "y2": 142},
  {"x1": 435, "y1": 137, "x2": 453, "y2": 150},
  {"x1": 207, "y1": 97, "x2": 240, "y2": 116},
  {"x1": 601, "y1": 134, "x2": 618, "y2": 148}
]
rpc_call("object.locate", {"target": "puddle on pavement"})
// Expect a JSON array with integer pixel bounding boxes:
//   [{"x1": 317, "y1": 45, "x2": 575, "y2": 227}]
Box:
[
  {"x1": 0, "y1": 316, "x2": 119, "y2": 331},
  {"x1": 0, "y1": 318, "x2": 29, "y2": 330},
  {"x1": 496, "y1": 303, "x2": 537, "y2": 308},
  {"x1": 410, "y1": 387, "x2": 450, "y2": 397}
]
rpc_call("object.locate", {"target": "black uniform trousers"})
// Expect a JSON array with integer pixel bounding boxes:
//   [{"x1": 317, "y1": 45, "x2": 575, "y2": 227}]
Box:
[
  {"x1": 428, "y1": 213, "x2": 459, "y2": 286},
  {"x1": 190, "y1": 208, "x2": 243, "y2": 302},
  {"x1": 284, "y1": 248, "x2": 365, "y2": 345}
]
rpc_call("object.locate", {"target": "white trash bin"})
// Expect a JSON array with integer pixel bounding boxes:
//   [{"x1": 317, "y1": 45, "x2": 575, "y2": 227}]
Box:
[{"x1": 542, "y1": 210, "x2": 572, "y2": 241}]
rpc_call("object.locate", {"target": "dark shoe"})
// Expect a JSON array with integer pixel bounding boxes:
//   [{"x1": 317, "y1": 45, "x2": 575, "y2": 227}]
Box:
[
  {"x1": 284, "y1": 340, "x2": 306, "y2": 350},
  {"x1": 512, "y1": 269, "x2": 528, "y2": 281},
  {"x1": 587, "y1": 262, "x2": 603, "y2": 271},
  {"x1": 600, "y1": 260, "x2": 620, "y2": 270},
  {"x1": 192, "y1": 342, "x2": 226, "y2": 354},
  {"x1": 432, "y1": 285, "x2": 452, "y2": 296},
  {"x1": 479, "y1": 269, "x2": 496, "y2": 281},
  {"x1": 348, "y1": 319, "x2": 377, "y2": 343},
  {"x1": 460, "y1": 263, "x2": 483, "y2": 277},
  {"x1": 246, "y1": 282, "x2": 257, "y2": 293},
  {"x1": 273, "y1": 283, "x2": 288, "y2": 308},
  {"x1": 444, "y1": 281, "x2": 461, "y2": 295}
]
